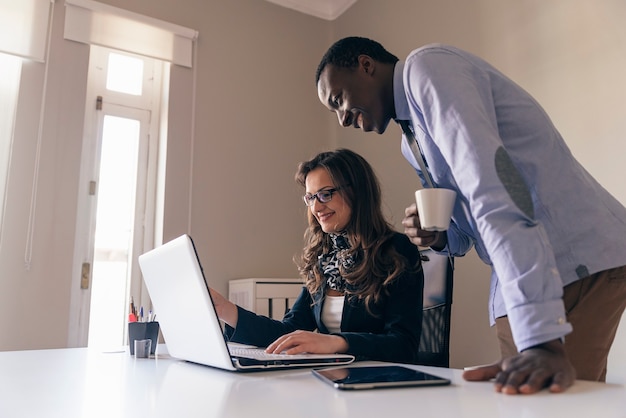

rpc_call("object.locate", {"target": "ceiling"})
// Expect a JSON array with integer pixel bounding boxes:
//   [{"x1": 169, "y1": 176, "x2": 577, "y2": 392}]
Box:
[{"x1": 264, "y1": 0, "x2": 358, "y2": 21}]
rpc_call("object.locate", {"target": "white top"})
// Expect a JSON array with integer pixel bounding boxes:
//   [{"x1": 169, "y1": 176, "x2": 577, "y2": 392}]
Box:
[
  {"x1": 0, "y1": 346, "x2": 624, "y2": 418},
  {"x1": 321, "y1": 294, "x2": 344, "y2": 333}
]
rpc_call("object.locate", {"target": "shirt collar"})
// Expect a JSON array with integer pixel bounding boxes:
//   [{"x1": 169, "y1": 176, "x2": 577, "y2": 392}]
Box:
[{"x1": 393, "y1": 60, "x2": 411, "y2": 122}]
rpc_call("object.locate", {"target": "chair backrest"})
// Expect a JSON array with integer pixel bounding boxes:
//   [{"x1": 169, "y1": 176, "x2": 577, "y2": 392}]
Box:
[{"x1": 418, "y1": 248, "x2": 454, "y2": 367}]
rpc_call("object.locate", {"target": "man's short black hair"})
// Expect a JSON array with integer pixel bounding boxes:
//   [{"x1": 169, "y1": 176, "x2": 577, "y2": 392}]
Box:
[{"x1": 315, "y1": 37, "x2": 399, "y2": 84}]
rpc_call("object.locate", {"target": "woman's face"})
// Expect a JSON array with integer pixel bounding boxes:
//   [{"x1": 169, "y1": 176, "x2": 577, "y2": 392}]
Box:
[{"x1": 305, "y1": 167, "x2": 351, "y2": 234}]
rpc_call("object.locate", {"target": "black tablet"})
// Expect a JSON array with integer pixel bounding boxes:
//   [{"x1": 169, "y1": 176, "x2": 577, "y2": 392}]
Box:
[{"x1": 312, "y1": 365, "x2": 451, "y2": 390}]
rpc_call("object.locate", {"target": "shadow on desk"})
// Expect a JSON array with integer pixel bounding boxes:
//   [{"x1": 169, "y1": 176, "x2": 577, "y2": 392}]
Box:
[{"x1": 155, "y1": 360, "x2": 309, "y2": 417}]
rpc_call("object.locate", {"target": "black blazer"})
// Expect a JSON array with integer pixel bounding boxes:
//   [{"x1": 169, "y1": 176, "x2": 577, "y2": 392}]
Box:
[{"x1": 224, "y1": 233, "x2": 424, "y2": 364}]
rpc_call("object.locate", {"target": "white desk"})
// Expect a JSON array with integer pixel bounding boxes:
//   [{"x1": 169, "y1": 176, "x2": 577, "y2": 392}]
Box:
[{"x1": 1, "y1": 346, "x2": 624, "y2": 418}]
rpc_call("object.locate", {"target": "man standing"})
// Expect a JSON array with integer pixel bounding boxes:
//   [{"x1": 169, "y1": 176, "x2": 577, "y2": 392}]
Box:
[{"x1": 315, "y1": 36, "x2": 626, "y2": 395}]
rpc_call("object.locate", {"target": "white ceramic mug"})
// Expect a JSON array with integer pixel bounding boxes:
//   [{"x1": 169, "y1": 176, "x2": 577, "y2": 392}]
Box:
[{"x1": 415, "y1": 188, "x2": 457, "y2": 231}]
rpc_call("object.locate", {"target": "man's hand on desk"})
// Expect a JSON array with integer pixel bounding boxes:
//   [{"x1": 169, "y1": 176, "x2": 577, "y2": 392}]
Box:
[{"x1": 462, "y1": 339, "x2": 576, "y2": 395}]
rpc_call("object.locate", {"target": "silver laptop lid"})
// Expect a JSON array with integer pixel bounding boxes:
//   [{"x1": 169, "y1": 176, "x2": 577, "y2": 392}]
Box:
[
  {"x1": 139, "y1": 234, "x2": 355, "y2": 371},
  {"x1": 138, "y1": 234, "x2": 237, "y2": 370}
]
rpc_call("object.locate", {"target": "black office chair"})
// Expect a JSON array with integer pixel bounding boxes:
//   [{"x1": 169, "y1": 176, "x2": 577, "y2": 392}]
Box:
[{"x1": 418, "y1": 248, "x2": 454, "y2": 367}]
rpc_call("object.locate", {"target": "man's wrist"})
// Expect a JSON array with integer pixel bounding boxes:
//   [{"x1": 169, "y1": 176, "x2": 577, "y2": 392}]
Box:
[
  {"x1": 523, "y1": 339, "x2": 565, "y2": 355},
  {"x1": 430, "y1": 231, "x2": 448, "y2": 251}
]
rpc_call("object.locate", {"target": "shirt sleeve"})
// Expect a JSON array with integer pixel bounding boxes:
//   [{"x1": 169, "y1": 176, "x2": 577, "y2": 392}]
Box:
[{"x1": 404, "y1": 47, "x2": 572, "y2": 350}]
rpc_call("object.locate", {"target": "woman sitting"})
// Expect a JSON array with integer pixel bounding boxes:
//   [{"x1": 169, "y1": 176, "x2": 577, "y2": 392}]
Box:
[{"x1": 210, "y1": 148, "x2": 423, "y2": 364}]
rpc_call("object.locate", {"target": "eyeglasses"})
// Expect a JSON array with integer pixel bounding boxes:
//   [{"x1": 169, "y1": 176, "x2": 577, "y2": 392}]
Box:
[{"x1": 303, "y1": 187, "x2": 342, "y2": 207}]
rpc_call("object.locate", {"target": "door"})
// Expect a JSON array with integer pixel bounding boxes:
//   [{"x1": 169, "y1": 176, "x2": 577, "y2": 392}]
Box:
[{"x1": 68, "y1": 46, "x2": 164, "y2": 348}]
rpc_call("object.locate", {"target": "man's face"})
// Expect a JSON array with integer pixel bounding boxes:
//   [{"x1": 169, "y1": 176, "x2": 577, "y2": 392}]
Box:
[{"x1": 317, "y1": 61, "x2": 391, "y2": 134}]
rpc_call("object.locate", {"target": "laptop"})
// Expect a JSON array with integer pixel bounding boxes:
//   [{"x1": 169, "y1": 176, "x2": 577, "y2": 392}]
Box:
[{"x1": 137, "y1": 234, "x2": 355, "y2": 371}]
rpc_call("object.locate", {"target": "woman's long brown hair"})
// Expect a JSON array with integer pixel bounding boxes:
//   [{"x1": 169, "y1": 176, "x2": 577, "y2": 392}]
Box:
[{"x1": 294, "y1": 148, "x2": 416, "y2": 309}]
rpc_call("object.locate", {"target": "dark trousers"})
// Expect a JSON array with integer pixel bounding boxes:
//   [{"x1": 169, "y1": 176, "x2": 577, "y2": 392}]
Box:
[{"x1": 496, "y1": 264, "x2": 626, "y2": 381}]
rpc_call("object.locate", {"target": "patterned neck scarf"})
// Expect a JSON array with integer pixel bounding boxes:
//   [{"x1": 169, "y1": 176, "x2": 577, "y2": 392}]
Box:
[{"x1": 318, "y1": 232, "x2": 356, "y2": 293}]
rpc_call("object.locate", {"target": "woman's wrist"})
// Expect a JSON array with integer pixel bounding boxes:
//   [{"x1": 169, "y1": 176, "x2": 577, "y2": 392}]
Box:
[
  {"x1": 222, "y1": 302, "x2": 239, "y2": 328},
  {"x1": 332, "y1": 334, "x2": 349, "y2": 353}
]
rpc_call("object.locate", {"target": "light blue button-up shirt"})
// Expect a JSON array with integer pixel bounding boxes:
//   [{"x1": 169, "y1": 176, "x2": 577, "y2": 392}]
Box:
[{"x1": 394, "y1": 44, "x2": 626, "y2": 351}]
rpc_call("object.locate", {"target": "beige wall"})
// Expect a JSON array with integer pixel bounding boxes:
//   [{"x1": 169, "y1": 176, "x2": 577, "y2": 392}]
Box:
[{"x1": 1, "y1": 0, "x2": 624, "y2": 375}]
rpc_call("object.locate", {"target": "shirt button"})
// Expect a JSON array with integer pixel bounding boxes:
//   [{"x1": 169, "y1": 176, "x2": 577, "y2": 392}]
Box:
[{"x1": 557, "y1": 317, "x2": 565, "y2": 325}]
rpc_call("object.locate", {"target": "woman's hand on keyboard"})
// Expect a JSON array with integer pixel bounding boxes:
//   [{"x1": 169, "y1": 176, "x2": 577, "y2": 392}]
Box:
[{"x1": 265, "y1": 330, "x2": 348, "y2": 355}]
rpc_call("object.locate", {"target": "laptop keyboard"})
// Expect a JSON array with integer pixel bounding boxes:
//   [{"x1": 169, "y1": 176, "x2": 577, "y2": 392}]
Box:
[
  {"x1": 230, "y1": 346, "x2": 294, "y2": 359},
  {"x1": 227, "y1": 342, "x2": 355, "y2": 362}
]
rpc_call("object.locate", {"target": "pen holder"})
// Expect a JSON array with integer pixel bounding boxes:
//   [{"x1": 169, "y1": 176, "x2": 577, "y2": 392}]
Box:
[{"x1": 128, "y1": 321, "x2": 159, "y2": 356}]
